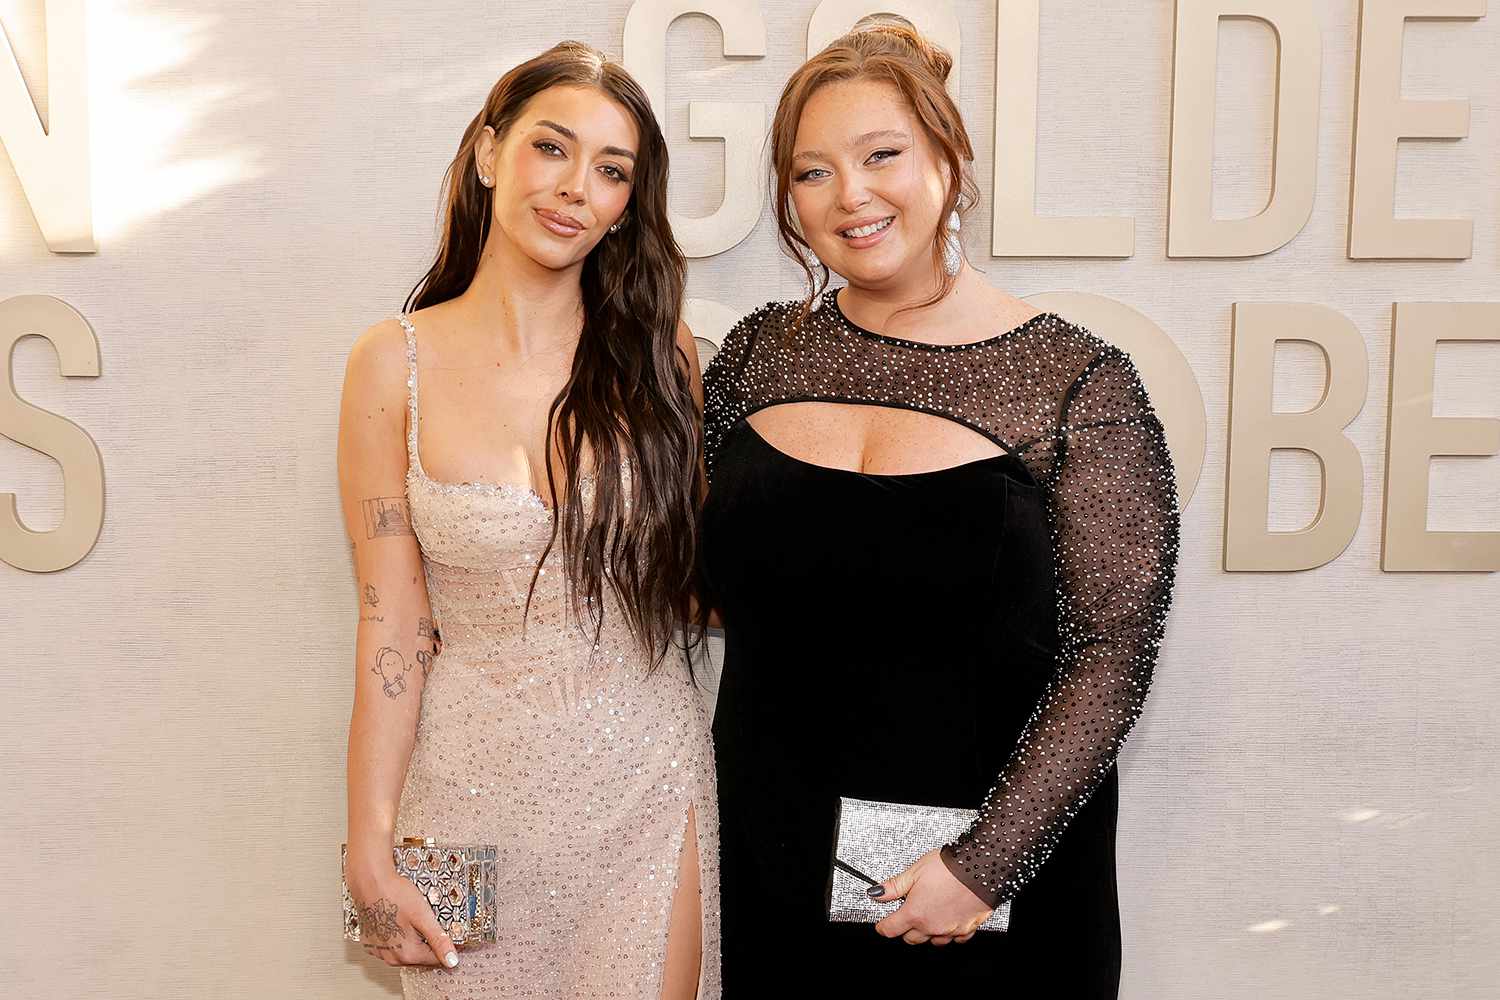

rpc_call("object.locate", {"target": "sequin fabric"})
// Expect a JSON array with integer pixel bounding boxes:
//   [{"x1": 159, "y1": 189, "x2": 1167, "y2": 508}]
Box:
[
  {"x1": 701, "y1": 290, "x2": 1180, "y2": 910},
  {"x1": 394, "y1": 315, "x2": 721, "y2": 999}
]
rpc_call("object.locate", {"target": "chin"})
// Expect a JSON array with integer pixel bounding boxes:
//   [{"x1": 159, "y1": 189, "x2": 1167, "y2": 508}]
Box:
[
  {"x1": 834, "y1": 256, "x2": 906, "y2": 288},
  {"x1": 527, "y1": 242, "x2": 588, "y2": 271}
]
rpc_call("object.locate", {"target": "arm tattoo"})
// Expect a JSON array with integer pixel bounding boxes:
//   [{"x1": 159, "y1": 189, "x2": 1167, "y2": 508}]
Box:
[
  {"x1": 416, "y1": 617, "x2": 439, "y2": 678},
  {"x1": 363, "y1": 584, "x2": 380, "y2": 607},
  {"x1": 362, "y1": 497, "x2": 415, "y2": 538},
  {"x1": 371, "y1": 646, "x2": 412, "y2": 699},
  {"x1": 357, "y1": 897, "x2": 404, "y2": 943}
]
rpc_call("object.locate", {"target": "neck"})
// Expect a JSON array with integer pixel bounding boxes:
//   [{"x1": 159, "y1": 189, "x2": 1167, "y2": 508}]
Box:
[
  {"x1": 837, "y1": 260, "x2": 968, "y2": 336},
  {"x1": 456, "y1": 222, "x2": 585, "y2": 355}
]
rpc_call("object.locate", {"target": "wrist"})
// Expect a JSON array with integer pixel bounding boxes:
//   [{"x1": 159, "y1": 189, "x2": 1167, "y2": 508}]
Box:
[{"x1": 344, "y1": 840, "x2": 397, "y2": 884}]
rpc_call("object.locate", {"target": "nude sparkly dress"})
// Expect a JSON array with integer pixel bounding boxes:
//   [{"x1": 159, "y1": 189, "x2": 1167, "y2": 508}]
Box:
[{"x1": 393, "y1": 315, "x2": 721, "y2": 999}]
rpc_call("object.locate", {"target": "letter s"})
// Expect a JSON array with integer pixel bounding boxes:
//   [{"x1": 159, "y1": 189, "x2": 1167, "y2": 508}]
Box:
[{"x1": 1, "y1": 295, "x2": 104, "y2": 572}]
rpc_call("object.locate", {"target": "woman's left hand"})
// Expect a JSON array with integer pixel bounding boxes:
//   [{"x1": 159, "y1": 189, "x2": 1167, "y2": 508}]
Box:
[{"x1": 870, "y1": 849, "x2": 993, "y2": 946}]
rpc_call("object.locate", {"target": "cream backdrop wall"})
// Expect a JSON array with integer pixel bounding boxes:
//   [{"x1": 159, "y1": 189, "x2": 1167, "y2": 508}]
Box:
[{"x1": 1, "y1": 1, "x2": 1497, "y2": 997}]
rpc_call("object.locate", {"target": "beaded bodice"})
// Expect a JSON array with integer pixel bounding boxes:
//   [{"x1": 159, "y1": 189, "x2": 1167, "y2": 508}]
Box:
[
  {"x1": 701, "y1": 289, "x2": 1182, "y2": 908},
  {"x1": 396, "y1": 315, "x2": 645, "y2": 690}
]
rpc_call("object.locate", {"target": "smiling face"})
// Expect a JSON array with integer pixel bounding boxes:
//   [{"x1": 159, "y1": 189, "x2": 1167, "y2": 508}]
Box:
[
  {"x1": 788, "y1": 78, "x2": 951, "y2": 293},
  {"x1": 476, "y1": 84, "x2": 639, "y2": 271}
]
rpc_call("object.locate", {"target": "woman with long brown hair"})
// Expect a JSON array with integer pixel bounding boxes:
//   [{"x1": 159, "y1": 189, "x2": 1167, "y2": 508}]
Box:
[
  {"x1": 337, "y1": 42, "x2": 717, "y2": 999},
  {"x1": 699, "y1": 21, "x2": 1179, "y2": 995}
]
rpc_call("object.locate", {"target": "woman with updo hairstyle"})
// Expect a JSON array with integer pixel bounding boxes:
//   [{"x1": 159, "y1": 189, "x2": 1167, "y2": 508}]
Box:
[
  {"x1": 338, "y1": 41, "x2": 718, "y2": 999},
  {"x1": 698, "y1": 20, "x2": 1180, "y2": 995}
]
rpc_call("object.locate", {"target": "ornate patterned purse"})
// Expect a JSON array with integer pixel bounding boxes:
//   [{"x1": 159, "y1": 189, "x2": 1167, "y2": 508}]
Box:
[
  {"x1": 341, "y1": 838, "x2": 500, "y2": 947},
  {"x1": 828, "y1": 797, "x2": 1011, "y2": 933}
]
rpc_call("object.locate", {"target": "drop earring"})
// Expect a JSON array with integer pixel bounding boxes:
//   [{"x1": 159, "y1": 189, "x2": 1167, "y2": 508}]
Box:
[
  {"x1": 942, "y1": 210, "x2": 963, "y2": 276},
  {"x1": 804, "y1": 247, "x2": 826, "y2": 312}
]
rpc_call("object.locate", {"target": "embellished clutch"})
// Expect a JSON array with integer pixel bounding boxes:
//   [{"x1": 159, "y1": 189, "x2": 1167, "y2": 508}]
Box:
[
  {"x1": 828, "y1": 796, "x2": 1011, "y2": 933},
  {"x1": 341, "y1": 838, "x2": 499, "y2": 947}
]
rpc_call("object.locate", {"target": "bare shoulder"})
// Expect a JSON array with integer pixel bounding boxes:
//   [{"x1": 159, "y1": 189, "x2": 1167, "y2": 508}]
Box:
[
  {"x1": 342, "y1": 318, "x2": 411, "y2": 406},
  {"x1": 681, "y1": 319, "x2": 702, "y2": 365},
  {"x1": 963, "y1": 279, "x2": 1046, "y2": 331}
]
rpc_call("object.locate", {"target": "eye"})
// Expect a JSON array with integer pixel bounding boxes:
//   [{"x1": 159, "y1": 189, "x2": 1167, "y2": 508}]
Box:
[
  {"x1": 600, "y1": 164, "x2": 631, "y2": 183},
  {"x1": 867, "y1": 148, "x2": 903, "y2": 164},
  {"x1": 534, "y1": 140, "x2": 564, "y2": 156},
  {"x1": 794, "y1": 167, "x2": 829, "y2": 183}
]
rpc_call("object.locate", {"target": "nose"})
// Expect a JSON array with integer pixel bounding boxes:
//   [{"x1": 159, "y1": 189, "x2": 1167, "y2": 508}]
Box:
[
  {"x1": 558, "y1": 158, "x2": 588, "y2": 204},
  {"x1": 834, "y1": 173, "x2": 871, "y2": 215}
]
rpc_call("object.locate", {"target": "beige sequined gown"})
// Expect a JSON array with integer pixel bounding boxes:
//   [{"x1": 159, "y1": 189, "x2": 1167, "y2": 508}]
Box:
[{"x1": 393, "y1": 315, "x2": 720, "y2": 999}]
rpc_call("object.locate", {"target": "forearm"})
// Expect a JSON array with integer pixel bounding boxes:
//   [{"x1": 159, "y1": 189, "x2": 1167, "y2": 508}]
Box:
[{"x1": 345, "y1": 598, "x2": 439, "y2": 871}]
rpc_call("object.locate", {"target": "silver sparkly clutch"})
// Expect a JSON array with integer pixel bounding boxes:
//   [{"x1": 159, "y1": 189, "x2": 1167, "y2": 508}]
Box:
[
  {"x1": 829, "y1": 796, "x2": 1011, "y2": 933},
  {"x1": 341, "y1": 838, "x2": 499, "y2": 947}
]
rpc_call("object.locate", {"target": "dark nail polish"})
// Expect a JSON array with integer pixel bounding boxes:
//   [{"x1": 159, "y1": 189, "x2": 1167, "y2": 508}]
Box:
[{"x1": 867, "y1": 884, "x2": 884, "y2": 898}]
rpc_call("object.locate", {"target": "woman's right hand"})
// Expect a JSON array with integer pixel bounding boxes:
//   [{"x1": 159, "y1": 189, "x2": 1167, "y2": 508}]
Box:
[{"x1": 348, "y1": 865, "x2": 461, "y2": 969}]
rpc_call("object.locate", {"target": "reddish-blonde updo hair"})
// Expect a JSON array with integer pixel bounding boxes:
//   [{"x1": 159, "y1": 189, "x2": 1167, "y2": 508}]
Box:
[{"x1": 768, "y1": 19, "x2": 980, "y2": 325}]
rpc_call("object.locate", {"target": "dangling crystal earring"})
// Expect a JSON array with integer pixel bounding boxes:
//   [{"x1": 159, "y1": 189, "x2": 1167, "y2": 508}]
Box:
[
  {"x1": 804, "y1": 247, "x2": 826, "y2": 312},
  {"x1": 942, "y1": 210, "x2": 963, "y2": 276}
]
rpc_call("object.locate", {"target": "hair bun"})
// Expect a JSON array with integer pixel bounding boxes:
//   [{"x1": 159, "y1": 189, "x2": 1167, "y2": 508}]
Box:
[{"x1": 852, "y1": 15, "x2": 953, "y2": 83}]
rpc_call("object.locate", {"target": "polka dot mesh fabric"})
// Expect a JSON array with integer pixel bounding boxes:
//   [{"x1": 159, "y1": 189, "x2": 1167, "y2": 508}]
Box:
[{"x1": 702, "y1": 290, "x2": 1181, "y2": 909}]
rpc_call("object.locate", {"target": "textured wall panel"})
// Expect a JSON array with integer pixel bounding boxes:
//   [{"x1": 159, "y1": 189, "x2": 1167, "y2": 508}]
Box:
[{"x1": 0, "y1": 2, "x2": 1496, "y2": 997}]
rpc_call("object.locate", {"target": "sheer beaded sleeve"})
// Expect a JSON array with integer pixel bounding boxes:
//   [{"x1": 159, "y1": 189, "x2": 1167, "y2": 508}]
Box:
[
  {"x1": 939, "y1": 347, "x2": 1182, "y2": 908},
  {"x1": 700, "y1": 295, "x2": 1182, "y2": 909}
]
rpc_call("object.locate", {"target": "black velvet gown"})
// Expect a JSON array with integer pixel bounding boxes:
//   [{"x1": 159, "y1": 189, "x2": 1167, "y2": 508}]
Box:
[{"x1": 699, "y1": 289, "x2": 1181, "y2": 996}]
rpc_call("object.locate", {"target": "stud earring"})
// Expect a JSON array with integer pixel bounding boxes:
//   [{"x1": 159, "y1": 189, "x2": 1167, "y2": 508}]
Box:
[
  {"x1": 480, "y1": 174, "x2": 492, "y2": 187},
  {"x1": 942, "y1": 210, "x2": 963, "y2": 277}
]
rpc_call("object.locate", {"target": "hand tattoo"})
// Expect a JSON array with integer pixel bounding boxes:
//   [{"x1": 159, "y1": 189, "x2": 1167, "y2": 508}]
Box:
[
  {"x1": 357, "y1": 897, "x2": 403, "y2": 943},
  {"x1": 362, "y1": 497, "x2": 415, "y2": 538}
]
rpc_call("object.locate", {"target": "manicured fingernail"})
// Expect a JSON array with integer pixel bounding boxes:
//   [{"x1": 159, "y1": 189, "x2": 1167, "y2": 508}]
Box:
[
  {"x1": 445, "y1": 951, "x2": 459, "y2": 968},
  {"x1": 867, "y1": 884, "x2": 884, "y2": 898}
]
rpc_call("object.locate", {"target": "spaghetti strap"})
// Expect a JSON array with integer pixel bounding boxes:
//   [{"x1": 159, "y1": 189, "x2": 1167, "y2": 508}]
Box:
[{"x1": 398, "y1": 313, "x2": 421, "y2": 469}]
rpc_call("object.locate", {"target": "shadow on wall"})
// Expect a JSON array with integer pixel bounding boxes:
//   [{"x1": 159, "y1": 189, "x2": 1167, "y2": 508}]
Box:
[
  {"x1": 86, "y1": 0, "x2": 269, "y2": 243},
  {"x1": 0, "y1": 0, "x2": 269, "y2": 248}
]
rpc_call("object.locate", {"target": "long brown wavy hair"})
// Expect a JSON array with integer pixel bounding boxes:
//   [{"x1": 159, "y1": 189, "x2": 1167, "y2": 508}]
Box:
[
  {"x1": 404, "y1": 41, "x2": 700, "y2": 668},
  {"x1": 769, "y1": 20, "x2": 980, "y2": 330}
]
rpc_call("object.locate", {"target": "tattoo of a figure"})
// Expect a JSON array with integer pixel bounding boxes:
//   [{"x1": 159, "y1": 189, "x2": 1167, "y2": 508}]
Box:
[
  {"x1": 371, "y1": 646, "x2": 412, "y2": 699},
  {"x1": 357, "y1": 898, "x2": 403, "y2": 943},
  {"x1": 362, "y1": 497, "x2": 415, "y2": 538},
  {"x1": 416, "y1": 617, "x2": 440, "y2": 678},
  {"x1": 364, "y1": 584, "x2": 379, "y2": 607}
]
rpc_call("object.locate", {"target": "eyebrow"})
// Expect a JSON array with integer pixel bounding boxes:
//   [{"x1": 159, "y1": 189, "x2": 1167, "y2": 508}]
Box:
[
  {"x1": 792, "y1": 129, "x2": 912, "y2": 164},
  {"x1": 534, "y1": 119, "x2": 637, "y2": 162}
]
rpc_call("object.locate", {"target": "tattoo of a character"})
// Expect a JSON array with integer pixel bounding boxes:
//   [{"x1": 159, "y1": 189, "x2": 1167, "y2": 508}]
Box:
[
  {"x1": 416, "y1": 617, "x2": 441, "y2": 677},
  {"x1": 362, "y1": 497, "x2": 415, "y2": 538},
  {"x1": 357, "y1": 897, "x2": 403, "y2": 943},
  {"x1": 372, "y1": 646, "x2": 412, "y2": 699},
  {"x1": 364, "y1": 584, "x2": 379, "y2": 607}
]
